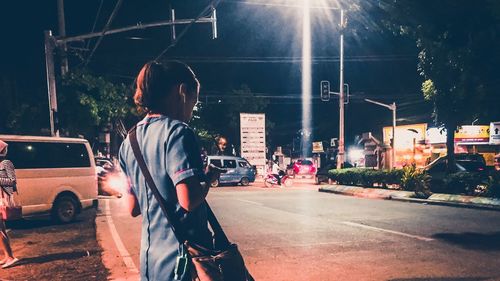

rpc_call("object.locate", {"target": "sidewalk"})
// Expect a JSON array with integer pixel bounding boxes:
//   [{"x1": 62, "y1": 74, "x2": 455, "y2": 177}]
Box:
[
  {"x1": 0, "y1": 210, "x2": 108, "y2": 281},
  {"x1": 318, "y1": 184, "x2": 500, "y2": 211}
]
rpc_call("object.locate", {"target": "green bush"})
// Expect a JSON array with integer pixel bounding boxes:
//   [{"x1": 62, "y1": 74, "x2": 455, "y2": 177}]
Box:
[
  {"x1": 400, "y1": 164, "x2": 431, "y2": 198},
  {"x1": 442, "y1": 172, "x2": 484, "y2": 195},
  {"x1": 328, "y1": 168, "x2": 403, "y2": 188},
  {"x1": 485, "y1": 173, "x2": 500, "y2": 198}
]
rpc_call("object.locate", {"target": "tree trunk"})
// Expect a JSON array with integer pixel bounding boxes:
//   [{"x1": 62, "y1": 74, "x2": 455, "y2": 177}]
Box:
[{"x1": 446, "y1": 123, "x2": 456, "y2": 173}]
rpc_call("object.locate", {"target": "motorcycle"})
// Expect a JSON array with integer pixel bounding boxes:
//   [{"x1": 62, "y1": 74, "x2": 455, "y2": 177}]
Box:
[{"x1": 264, "y1": 170, "x2": 293, "y2": 188}]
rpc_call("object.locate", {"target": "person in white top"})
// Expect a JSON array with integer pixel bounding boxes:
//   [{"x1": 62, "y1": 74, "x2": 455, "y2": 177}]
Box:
[{"x1": 270, "y1": 161, "x2": 282, "y2": 185}]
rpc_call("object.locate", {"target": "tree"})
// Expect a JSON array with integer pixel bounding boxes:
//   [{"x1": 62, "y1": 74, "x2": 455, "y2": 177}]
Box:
[
  {"x1": 58, "y1": 69, "x2": 135, "y2": 138},
  {"x1": 380, "y1": 0, "x2": 500, "y2": 171},
  {"x1": 191, "y1": 84, "x2": 274, "y2": 154},
  {"x1": 6, "y1": 68, "x2": 136, "y2": 151}
]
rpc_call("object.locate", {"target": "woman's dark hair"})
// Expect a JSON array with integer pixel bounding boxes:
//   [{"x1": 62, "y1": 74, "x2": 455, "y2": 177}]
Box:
[{"x1": 134, "y1": 61, "x2": 199, "y2": 113}]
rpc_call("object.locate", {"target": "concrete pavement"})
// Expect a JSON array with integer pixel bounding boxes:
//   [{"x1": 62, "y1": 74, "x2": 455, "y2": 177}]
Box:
[
  {"x1": 319, "y1": 184, "x2": 500, "y2": 211},
  {"x1": 97, "y1": 183, "x2": 500, "y2": 280}
]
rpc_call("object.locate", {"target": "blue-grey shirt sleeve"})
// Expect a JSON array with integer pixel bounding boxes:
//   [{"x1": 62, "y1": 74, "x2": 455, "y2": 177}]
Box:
[
  {"x1": 119, "y1": 139, "x2": 135, "y2": 195},
  {"x1": 165, "y1": 125, "x2": 204, "y2": 186}
]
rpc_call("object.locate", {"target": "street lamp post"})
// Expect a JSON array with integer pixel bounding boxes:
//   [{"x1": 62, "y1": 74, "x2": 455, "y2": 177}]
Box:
[{"x1": 365, "y1": 99, "x2": 397, "y2": 169}]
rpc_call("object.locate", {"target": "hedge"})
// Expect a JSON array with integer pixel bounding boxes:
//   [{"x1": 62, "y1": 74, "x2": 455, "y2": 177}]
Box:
[
  {"x1": 327, "y1": 167, "x2": 500, "y2": 198},
  {"x1": 328, "y1": 168, "x2": 402, "y2": 188}
]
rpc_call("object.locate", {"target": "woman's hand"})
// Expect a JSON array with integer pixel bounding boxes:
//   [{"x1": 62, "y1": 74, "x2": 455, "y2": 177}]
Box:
[{"x1": 205, "y1": 164, "x2": 226, "y2": 183}]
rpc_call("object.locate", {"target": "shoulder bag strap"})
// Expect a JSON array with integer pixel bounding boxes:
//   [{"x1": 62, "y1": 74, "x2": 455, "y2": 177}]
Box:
[{"x1": 129, "y1": 127, "x2": 231, "y2": 247}]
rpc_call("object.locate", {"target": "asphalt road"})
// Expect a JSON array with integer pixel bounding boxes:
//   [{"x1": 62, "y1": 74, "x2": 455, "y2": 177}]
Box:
[{"x1": 103, "y1": 181, "x2": 500, "y2": 281}]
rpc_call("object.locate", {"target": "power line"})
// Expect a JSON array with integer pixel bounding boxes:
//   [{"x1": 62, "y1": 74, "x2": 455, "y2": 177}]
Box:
[
  {"x1": 155, "y1": 0, "x2": 222, "y2": 61},
  {"x1": 163, "y1": 55, "x2": 415, "y2": 64},
  {"x1": 84, "y1": 0, "x2": 124, "y2": 66},
  {"x1": 85, "y1": 0, "x2": 105, "y2": 52}
]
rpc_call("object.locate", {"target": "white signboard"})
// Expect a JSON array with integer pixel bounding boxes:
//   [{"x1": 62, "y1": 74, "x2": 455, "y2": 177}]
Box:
[
  {"x1": 490, "y1": 122, "x2": 500, "y2": 144},
  {"x1": 240, "y1": 113, "x2": 266, "y2": 175},
  {"x1": 426, "y1": 127, "x2": 447, "y2": 144}
]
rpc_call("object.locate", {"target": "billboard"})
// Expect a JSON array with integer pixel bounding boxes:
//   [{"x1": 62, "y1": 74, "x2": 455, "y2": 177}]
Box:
[
  {"x1": 454, "y1": 125, "x2": 490, "y2": 145},
  {"x1": 490, "y1": 122, "x2": 500, "y2": 145},
  {"x1": 426, "y1": 127, "x2": 447, "y2": 144},
  {"x1": 240, "y1": 113, "x2": 266, "y2": 175},
  {"x1": 312, "y1": 141, "x2": 324, "y2": 153}
]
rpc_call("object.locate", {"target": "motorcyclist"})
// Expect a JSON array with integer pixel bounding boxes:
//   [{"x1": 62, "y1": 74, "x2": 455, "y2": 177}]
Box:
[{"x1": 271, "y1": 160, "x2": 282, "y2": 185}]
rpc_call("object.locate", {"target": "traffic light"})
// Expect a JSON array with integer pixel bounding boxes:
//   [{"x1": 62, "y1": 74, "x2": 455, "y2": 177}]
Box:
[
  {"x1": 320, "y1": 80, "x2": 330, "y2": 101},
  {"x1": 343, "y1": 83, "x2": 350, "y2": 104}
]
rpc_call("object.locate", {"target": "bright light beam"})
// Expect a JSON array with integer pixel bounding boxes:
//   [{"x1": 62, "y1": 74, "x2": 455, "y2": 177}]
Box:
[{"x1": 301, "y1": 0, "x2": 312, "y2": 158}]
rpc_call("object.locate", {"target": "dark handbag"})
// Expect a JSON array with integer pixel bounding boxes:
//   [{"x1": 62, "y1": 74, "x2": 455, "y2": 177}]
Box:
[{"x1": 129, "y1": 128, "x2": 254, "y2": 281}]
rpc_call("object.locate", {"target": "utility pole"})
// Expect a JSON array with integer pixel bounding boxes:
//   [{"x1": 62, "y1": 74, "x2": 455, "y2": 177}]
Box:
[
  {"x1": 57, "y1": 0, "x2": 69, "y2": 75},
  {"x1": 365, "y1": 99, "x2": 397, "y2": 169},
  {"x1": 44, "y1": 31, "x2": 59, "y2": 137},
  {"x1": 337, "y1": 9, "x2": 346, "y2": 169},
  {"x1": 44, "y1": 6, "x2": 218, "y2": 137}
]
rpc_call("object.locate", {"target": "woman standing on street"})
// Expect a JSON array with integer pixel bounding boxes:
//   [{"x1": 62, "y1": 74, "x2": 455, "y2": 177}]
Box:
[
  {"x1": 119, "y1": 61, "x2": 217, "y2": 280},
  {"x1": 0, "y1": 140, "x2": 19, "y2": 269}
]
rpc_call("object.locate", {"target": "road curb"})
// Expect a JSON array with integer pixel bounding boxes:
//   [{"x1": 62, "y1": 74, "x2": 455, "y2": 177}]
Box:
[
  {"x1": 319, "y1": 185, "x2": 500, "y2": 211},
  {"x1": 390, "y1": 196, "x2": 500, "y2": 211}
]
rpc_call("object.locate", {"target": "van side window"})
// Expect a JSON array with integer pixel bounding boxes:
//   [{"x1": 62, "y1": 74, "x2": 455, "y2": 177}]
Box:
[
  {"x1": 223, "y1": 160, "x2": 237, "y2": 169},
  {"x1": 238, "y1": 161, "x2": 248, "y2": 168},
  {"x1": 210, "y1": 159, "x2": 222, "y2": 168},
  {"x1": 6, "y1": 142, "x2": 91, "y2": 169}
]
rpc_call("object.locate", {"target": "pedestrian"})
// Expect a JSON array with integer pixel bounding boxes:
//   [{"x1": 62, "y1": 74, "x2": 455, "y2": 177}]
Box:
[
  {"x1": 213, "y1": 135, "x2": 233, "y2": 156},
  {"x1": 0, "y1": 140, "x2": 19, "y2": 269},
  {"x1": 119, "y1": 61, "x2": 220, "y2": 281}
]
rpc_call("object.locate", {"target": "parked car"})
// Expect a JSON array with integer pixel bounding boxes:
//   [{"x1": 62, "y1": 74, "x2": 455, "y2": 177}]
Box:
[
  {"x1": 314, "y1": 162, "x2": 336, "y2": 185},
  {"x1": 424, "y1": 153, "x2": 488, "y2": 192},
  {"x1": 206, "y1": 155, "x2": 256, "y2": 187},
  {"x1": 291, "y1": 159, "x2": 316, "y2": 178},
  {"x1": 0, "y1": 135, "x2": 98, "y2": 223}
]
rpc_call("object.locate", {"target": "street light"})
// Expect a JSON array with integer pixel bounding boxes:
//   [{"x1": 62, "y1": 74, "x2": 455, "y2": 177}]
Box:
[
  {"x1": 407, "y1": 128, "x2": 419, "y2": 163},
  {"x1": 364, "y1": 99, "x2": 397, "y2": 169}
]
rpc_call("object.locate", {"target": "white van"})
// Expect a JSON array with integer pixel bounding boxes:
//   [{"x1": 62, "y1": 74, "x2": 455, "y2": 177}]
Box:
[{"x1": 0, "y1": 135, "x2": 98, "y2": 223}]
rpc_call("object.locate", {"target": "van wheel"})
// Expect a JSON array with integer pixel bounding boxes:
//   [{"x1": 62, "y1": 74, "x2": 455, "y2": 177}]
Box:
[
  {"x1": 240, "y1": 177, "x2": 250, "y2": 186},
  {"x1": 210, "y1": 179, "x2": 219, "y2": 188},
  {"x1": 52, "y1": 196, "x2": 78, "y2": 223}
]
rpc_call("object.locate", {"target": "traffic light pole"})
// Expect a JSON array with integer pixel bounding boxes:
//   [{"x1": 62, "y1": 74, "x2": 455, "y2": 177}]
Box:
[{"x1": 337, "y1": 9, "x2": 345, "y2": 169}]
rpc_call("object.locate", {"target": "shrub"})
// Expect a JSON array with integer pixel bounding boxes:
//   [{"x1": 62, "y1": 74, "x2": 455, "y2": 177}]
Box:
[
  {"x1": 400, "y1": 164, "x2": 431, "y2": 198},
  {"x1": 442, "y1": 172, "x2": 484, "y2": 195},
  {"x1": 328, "y1": 168, "x2": 403, "y2": 188},
  {"x1": 485, "y1": 172, "x2": 500, "y2": 198}
]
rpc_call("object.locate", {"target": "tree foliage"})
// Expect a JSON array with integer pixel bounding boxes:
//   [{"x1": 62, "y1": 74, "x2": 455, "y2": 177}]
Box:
[
  {"x1": 6, "y1": 69, "x2": 136, "y2": 139},
  {"x1": 191, "y1": 84, "x2": 274, "y2": 152},
  {"x1": 380, "y1": 0, "x2": 500, "y2": 170},
  {"x1": 58, "y1": 70, "x2": 135, "y2": 137}
]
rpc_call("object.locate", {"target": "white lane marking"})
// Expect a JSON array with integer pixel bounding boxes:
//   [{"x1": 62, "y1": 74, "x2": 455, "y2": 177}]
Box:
[
  {"x1": 105, "y1": 200, "x2": 140, "y2": 273},
  {"x1": 237, "y1": 199, "x2": 264, "y2": 206},
  {"x1": 342, "y1": 221, "x2": 434, "y2": 242}
]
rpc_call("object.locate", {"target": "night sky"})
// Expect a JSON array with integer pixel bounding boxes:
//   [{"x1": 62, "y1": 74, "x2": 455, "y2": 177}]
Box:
[{"x1": 0, "y1": 0, "x2": 432, "y2": 147}]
